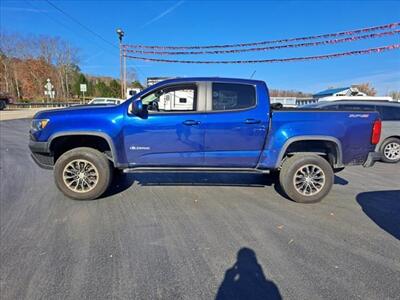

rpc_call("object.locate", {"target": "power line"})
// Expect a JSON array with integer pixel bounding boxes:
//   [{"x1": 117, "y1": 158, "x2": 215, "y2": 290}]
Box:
[
  {"x1": 24, "y1": 0, "x2": 117, "y2": 56},
  {"x1": 43, "y1": 0, "x2": 147, "y2": 78},
  {"x1": 44, "y1": 0, "x2": 117, "y2": 49}
]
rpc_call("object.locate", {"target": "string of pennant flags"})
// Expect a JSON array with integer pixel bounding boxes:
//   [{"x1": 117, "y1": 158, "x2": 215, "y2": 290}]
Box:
[
  {"x1": 124, "y1": 30, "x2": 400, "y2": 55},
  {"x1": 121, "y1": 22, "x2": 400, "y2": 64},
  {"x1": 124, "y1": 22, "x2": 400, "y2": 50},
  {"x1": 124, "y1": 44, "x2": 400, "y2": 64}
]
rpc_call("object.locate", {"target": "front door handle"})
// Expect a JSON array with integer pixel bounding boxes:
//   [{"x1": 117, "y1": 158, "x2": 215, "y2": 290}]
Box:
[
  {"x1": 183, "y1": 120, "x2": 201, "y2": 126},
  {"x1": 244, "y1": 119, "x2": 261, "y2": 124}
]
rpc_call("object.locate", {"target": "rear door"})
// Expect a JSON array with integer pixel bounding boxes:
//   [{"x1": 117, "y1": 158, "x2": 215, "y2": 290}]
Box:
[{"x1": 203, "y1": 82, "x2": 268, "y2": 167}]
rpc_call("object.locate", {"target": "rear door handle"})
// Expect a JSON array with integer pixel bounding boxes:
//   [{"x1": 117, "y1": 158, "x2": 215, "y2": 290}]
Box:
[
  {"x1": 183, "y1": 120, "x2": 201, "y2": 126},
  {"x1": 244, "y1": 119, "x2": 261, "y2": 124}
]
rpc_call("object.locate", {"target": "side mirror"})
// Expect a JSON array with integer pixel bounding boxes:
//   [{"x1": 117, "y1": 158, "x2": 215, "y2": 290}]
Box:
[{"x1": 132, "y1": 99, "x2": 145, "y2": 116}]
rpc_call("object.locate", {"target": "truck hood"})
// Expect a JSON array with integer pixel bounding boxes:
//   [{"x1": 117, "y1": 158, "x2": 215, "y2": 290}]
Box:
[{"x1": 33, "y1": 104, "x2": 119, "y2": 119}]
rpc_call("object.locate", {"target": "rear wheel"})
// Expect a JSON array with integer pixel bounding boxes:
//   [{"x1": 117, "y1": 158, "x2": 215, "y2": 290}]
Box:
[
  {"x1": 380, "y1": 138, "x2": 400, "y2": 163},
  {"x1": 279, "y1": 154, "x2": 334, "y2": 203},
  {"x1": 54, "y1": 147, "x2": 112, "y2": 200}
]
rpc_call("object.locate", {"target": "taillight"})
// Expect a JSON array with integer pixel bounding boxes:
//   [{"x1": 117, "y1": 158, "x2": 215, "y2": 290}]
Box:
[{"x1": 371, "y1": 119, "x2": 382, "y2": 145}]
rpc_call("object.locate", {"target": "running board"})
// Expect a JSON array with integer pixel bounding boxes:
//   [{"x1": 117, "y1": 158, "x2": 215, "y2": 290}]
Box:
[{"x1": 123, "y1": 167, "x2": 270, "y2": 174}]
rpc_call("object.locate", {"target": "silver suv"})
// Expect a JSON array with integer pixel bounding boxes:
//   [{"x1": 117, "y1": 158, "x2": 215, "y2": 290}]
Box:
[{"x1": 304, "y1": 100, "x2": 400, "y2": 163}]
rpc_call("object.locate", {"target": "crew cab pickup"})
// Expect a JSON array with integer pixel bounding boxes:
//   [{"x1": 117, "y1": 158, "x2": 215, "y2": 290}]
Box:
[{"x1": 29, "y1": 78, "x2": 382, "y2": 203}]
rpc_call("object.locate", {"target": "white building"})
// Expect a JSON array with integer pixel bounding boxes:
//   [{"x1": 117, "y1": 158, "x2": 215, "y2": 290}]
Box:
[
  {"x1": 147, "y1": 77, "x2": 172, "y2": 87},
  {"x1": 313, "y1": 87, "x2": 367, "y2": 99},
  {"x1": 313, "y1": 86, "x2": 394, "y2": 103},
  {"x1": 126, "y1": 87, "x2": 142, "y2": 99}
]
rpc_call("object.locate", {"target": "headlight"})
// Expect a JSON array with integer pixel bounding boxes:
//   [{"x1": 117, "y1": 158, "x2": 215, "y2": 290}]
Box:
[{"x1": 31, "y1": 119, "x2": 49, "y2": 131}]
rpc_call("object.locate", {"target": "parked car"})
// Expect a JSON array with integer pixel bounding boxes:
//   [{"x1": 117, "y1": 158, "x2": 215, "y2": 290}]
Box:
[
  {"x1": 29, "y1": 77, "x2": 381, "y2": 203},
  {"x1": 88, "y1": 97, "x2": 124, "y2": 105},
  {"x1": 0, "y1": 93, "x2": 15, "y2": 110},
  {"x1": 303, "y1": 100, "x2": 400, "y2": 163}
]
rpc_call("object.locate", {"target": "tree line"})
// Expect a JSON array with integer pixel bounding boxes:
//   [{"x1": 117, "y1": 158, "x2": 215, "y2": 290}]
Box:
[
  {"x1": 1, "y1": 32, "x2": 398, "y2": 102},
  {"x1": 0, "y1": 32, "x2": 141, "y2": 101}
]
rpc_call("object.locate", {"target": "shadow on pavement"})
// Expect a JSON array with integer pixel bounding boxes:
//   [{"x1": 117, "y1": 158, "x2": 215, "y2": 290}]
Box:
[
  {"x1": 215, "y1": 247, "x2": 281, "y2": 300},
  {"x1": 103, "y1": 172, "x2": 350, "y2": 200},
  {"x1": 334, "y1": 175, "x2": 348, "y2": 185},
  {"x1": 102, "y1": 171, "x2": 285, "y2": 199},
  {"x1": 356, "y1": 190, "x2": 400, "y2": 240}
]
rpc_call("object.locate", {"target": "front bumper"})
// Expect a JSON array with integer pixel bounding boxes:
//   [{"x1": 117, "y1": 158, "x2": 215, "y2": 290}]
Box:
[
  {"x1": 363, "y1": 151, "x2": 381, "y2": 168},
  {"x1": 29, "y1": 140, "x2": 54, "y2": 169}
]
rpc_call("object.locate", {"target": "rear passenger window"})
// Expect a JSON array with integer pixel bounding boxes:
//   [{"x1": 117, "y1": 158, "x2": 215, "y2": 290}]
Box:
[
  {"x1": 212, "y1": 83, "x2": 256, "y2": 111},
  {"x1": 376, "y1": 105, "x2": 400, "y2": 121},
  {"x1": 337, "y1": 104, "x2": 376, "y2": 111}
]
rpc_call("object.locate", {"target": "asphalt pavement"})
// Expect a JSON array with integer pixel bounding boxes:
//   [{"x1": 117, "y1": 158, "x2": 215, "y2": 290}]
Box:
[
  {"x1": 0, "y1": 108, "x2": 59, "y2": 121},
  {"x1": 1, "y1": 119, "x2": 399, "y2": 300}
]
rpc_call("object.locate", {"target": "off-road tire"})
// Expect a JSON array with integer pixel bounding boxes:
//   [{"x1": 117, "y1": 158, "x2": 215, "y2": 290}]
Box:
[
  {"x1": 380, "y1": 137, "x2": 400, "y2": 163},
  {"x1": 54, "y1": 147, "x2": 113, "y2": 200},
  {"x1": 279, "y1": 154, "x2": 334, "y2": 203}
]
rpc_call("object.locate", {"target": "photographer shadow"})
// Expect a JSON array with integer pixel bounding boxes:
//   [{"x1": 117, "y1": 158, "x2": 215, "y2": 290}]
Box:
[
  {"x1": 356, "y1": 190, "x2": 400, "y2": 240},
  {"x1": 216, "y1": 247, "x2": 281, "y2": 300}
]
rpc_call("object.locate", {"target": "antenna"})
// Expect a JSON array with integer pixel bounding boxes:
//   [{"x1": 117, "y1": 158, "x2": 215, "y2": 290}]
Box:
[{"x1": 250, "y1": 70, "x2": 256, "y2": 79}]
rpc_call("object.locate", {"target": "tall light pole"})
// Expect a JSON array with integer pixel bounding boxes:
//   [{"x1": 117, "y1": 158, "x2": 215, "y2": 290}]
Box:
[{"x1": 116, "y1": 28, "x2": 125, "y2": 98}]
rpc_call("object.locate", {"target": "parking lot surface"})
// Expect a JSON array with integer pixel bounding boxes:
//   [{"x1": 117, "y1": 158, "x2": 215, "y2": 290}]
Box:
[
  {"x1": 1, "y1": 119, "x2": 399, "y2": 300},
  {"x1": 0, "y1": 108, "x2": 59, "y2": 121}
]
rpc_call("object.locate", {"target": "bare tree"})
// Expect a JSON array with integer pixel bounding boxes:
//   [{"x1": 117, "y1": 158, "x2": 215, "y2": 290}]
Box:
[
  {"x1": 388, "y1": 90, "x2": 400, "y2": 100},
  {"x1": 0, "y1": 32, "x2": 79, "y2": 100},
  {"x1": 354, "y1": 83, "x2": 377, "y2": 96},
  {"x1": 126, "y1": 67, "x2": 138, "y2": 87}
]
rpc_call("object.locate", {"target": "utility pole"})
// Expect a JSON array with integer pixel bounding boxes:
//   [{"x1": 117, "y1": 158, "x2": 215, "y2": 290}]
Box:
[
  {"x1": 116, "y1": 28, "x2": 125, "y2": 99},
  {"x1": 123, "y1": 47, "x2": 127, "y2": 98}
]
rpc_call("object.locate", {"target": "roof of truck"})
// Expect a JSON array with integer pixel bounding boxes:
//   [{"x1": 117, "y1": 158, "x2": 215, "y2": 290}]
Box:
[{"x1": 149, "y1": 77, "x2": 265, "y2": 87}]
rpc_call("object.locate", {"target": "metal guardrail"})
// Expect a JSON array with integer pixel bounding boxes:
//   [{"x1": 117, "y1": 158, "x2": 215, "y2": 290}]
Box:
[{"x1": 7, "y1": 102, "x2": 84, "y2": 109}]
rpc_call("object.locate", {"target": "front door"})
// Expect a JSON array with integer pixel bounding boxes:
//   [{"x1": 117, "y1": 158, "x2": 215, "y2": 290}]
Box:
[{"x1": 123, "y1": 83, "x2": 207, "y2": 167}]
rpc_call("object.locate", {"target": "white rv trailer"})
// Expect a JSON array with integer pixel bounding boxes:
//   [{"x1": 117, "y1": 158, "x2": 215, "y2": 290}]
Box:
[{"x1": 158, "y1": 89, "x2": 194, "y2": 111}]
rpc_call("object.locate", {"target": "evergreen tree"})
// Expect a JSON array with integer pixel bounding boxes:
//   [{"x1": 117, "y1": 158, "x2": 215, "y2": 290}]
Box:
[{"x1": 109, "y1": 80, "x2": 121, "y2": 98}]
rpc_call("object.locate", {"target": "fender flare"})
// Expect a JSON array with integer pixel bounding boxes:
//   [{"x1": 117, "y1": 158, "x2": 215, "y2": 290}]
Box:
[
  {"x1": 48, "y1": 131, "x2": 120, "y2": 167},
  {"x1": 275, "y1": 135, "x2": 343, "y2": 168}
]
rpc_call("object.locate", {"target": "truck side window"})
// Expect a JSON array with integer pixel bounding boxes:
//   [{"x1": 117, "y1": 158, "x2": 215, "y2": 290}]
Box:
[
  {"x1": 376, "y1": 105, "x2": 400, "y2": 121},
  {"x1": 142, "y1": 84, "x2": 197, "y2": 113},
  {"x1": 212, "y1": 83, "x2": 256, "y2": 111}
]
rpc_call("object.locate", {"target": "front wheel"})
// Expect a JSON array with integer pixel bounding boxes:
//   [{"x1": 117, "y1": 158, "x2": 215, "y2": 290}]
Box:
[
  {"x1": 54, "y1": 147, "x2": 113, "y2": 200},
  {"x1": 279, "y1": 154, "x2": 334, "y2": 203},
  {"x1": 380, "y1": 137, "x2": 400, "y2": 163}
]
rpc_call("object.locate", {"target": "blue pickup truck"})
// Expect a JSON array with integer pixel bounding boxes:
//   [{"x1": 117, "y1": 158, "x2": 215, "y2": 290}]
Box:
[{"x1": 29, "y1": 77, "x2": 382, "y2": 203}]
